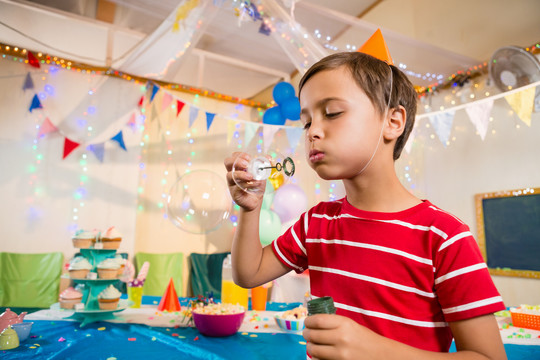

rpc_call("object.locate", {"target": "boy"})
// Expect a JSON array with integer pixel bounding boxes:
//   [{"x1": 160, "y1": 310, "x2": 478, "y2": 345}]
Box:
[{"x1": 224, "y1": 40, "x2": 506, "y2": 359}]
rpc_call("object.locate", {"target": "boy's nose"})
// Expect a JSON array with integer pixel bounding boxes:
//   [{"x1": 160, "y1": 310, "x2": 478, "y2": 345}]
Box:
[{"x1": 307, "y1": 124, "x2": 323, "y2": 141}]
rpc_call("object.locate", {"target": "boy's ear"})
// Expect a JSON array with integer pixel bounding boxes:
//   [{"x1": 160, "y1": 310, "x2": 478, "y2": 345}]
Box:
[{"x1": 384, "y1": 105, "x2": 406, "y2": 141}]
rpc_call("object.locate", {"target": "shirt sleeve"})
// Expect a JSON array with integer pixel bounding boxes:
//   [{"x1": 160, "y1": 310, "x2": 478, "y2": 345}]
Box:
[
  {"x1": 272, "y1": 211, "x2": 309, "y2": 274},
  {"x1": 434, "y1": 223, "x2": 505, "y2": 322}
]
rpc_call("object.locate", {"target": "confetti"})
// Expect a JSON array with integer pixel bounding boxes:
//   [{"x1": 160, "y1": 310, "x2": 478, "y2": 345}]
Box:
[
  {"x1": 98, "y1": 327, "x2": 106, "y2": 331},
  {"x1": 58, "y1": 337, "x2": 66, "y2": 342},
  {"x1": 86, "y1": 334, "x2": 91, "y2": 337},
  {"x1": 172, "y1": 333, "x2": 179, "y2": 337},
  {"x1": 193, "y1": 336, "x2": 199, "y2": 341},
  {"x1": 151, "y1": 337, "x2": 157, "y2": 341},
  {"x1": 29, "y1": 346, "x2": 36, "y2": 349},
  {"x1": 34, "y1": 344, "x2": 41, "y2": 347},
  {"x1": 254, "y1": 326, "x2": 259, "y2": 329},
  {"x1": 107, "y1": 357, "x2": 117, "y2": 360},
  {"x1": 178, "y1": 336, "x2": 186, "y2": 339},
  {"x1": 148, "y1": 317, "x2": 154, "y2": 320},
  {"x1": 249, "y1": 334, "x2": 258, "y2": 337},
  {"x1": 31, "y1": 335, "x2": 38, "y2": 338},
  {"x1": 264, "y1": 324, "x2": 269, "y2": 328},
  {"x1": 128, "y1": 338, "x2": 136, "y2": 341},
  {"x1": 241, "y1": 332, "x2": 248, "y2": 336}
]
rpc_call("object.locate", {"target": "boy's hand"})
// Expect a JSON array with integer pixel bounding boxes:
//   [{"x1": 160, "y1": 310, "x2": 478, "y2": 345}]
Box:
[
  {"x1": 303, "y1": 314, "x2": 383, "y2": 360},
  {"x1": 224, "y1": 152, "x2": 265, "y2": 211}
]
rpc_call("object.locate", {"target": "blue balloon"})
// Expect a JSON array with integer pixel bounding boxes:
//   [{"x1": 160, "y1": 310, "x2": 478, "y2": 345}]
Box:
[
  {"x1": 272, "y1": 82, "x2": 296, "y2": 104},
  {"x1": 262, "y1": 106, "x2": 286, "y2": 125},
  {"x1": 279, "y1": 96, "x2": 301, "y2": 121}
]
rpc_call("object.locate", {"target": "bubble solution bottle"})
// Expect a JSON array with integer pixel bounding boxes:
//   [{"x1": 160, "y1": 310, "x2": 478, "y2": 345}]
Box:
[
  {"x1": 306, "y1": 296, "x2": 337, "y2": 359},
  {"x1": 221, "y1": 254, "x2": 249, "y2": 310}
]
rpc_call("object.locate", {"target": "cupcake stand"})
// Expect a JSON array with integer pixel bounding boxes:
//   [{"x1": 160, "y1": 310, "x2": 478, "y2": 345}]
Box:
[{"x1": 54, "y1": 248, "x2": 132, "y2": 327}]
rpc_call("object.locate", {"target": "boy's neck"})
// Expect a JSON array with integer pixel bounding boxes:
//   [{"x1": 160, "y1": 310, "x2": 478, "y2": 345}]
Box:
[{"x1": 343, "y1": 168, "x2": 421, "y2": 213}]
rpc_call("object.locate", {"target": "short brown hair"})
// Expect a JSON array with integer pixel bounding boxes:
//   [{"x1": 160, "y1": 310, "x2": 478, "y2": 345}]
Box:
[{"x1": 298, "y1": 52, "x2": 417, "y2": 160}]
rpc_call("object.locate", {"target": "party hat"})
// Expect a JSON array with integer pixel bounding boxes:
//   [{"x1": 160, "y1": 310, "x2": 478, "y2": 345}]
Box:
[
  {"x1": 358, "y1": 28, "x2": 393, "y2": 65},
  {"x1": 157, "y1": 278, "x2": 181, "y2": 312}
]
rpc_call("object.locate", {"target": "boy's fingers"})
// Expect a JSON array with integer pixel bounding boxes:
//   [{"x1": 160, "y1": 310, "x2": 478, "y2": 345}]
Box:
[
  {"x1": 303, "y1": 327, "x2": 340, "y2": 346},
  {"x1": 306, "y1": 342, "x2": 338, "y2": 360},
  {"x1": 304, "y1": 314, "x2": 340, "y2": 329}
]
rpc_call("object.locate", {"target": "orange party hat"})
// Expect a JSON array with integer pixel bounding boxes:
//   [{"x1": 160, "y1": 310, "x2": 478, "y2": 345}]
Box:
[
  {"x1": 157, "y1": 277, "x2": 181, "y2": 312},
  {"x1": 357, "y1": 28, "x2": 394, "y2": 65}
]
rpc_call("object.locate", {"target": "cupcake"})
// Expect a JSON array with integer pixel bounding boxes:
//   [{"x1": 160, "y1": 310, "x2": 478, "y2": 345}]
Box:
[
  {"x1": 99, "y1": 226, "x2": 122, "y2": 249},
  {"x1": 59, "y1": 287, "x2": 83, "y2": 309},
  {"x1": 98, "y1": 285, "x2": 121, "y2": 310},
  {"x1": 114, "y1": 255, "x2": 127, "y2": 277},
  {"x1": 72, "y1": 229, "x2": 98, "y2": 248},
  {"x1": 68, "y1": 256, "x2": 93, "y2": 279},
  {"x1": 97, "y1": 258, "x2": 120, "y2": 279}
]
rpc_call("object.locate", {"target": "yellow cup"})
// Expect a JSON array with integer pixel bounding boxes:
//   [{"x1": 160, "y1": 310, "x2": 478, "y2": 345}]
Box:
[{"x1": 128, "y1": 286, "x2": 143, "y2": 308}]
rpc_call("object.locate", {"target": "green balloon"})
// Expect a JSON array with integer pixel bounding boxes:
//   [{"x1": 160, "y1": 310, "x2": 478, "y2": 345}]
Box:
[
  {"x1": 259, "y1": 209, "x2": 282, "y2": 246},
  {"x1": 261, "y1": 179, "x2": 275, "y2": 210}
]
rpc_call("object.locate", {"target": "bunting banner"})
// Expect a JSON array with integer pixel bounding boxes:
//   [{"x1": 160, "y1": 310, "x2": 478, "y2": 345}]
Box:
[
  {"x1": 63, "y1": 138, "x2": 81, "y2": 159},
  {"x1": 23, "y1": 72, "x2": 34, "y2": 91},
  {"x1": 111, "y1": 131, "x2": 127, "y2": 151},
  {"x1": 205, "y1": 112, "x2": 216, "y2": 131},
  {"x1": 504, "y1": 86, "x2": 536, "y2": 126},
  {"x1": 285, "y1": 127, "x2": 303, "y2": 153},
  {"x1": 87, "y1": 143, "x2": 105, "y2": 162},
  {"x1": 37, "y1": 117, "x2": 58, "y2": 139},
  {"x1": 29, "y1": 94, "x2": 42, "y2": 112},
  {"x1": 263, "y1": 124, "x2": 280, "y2": 153},
  {"x1": 127, "y1": 112, "x2": 137, "y2": 131},
  {"x1": 227, "y1": 119, "x2": 238, "y2": 145},
  {"x1": 428, "y1": 110, "x2": 455, "y2": 146},
  {"x1": 150, "y1": 103, "x2": 159, "y2": 122},
  {"x1": 244, "y1": 121, "x2": 259, "y2": 147},
  {"x1": 138, "y1": 96, "x2": 144, "y2": 108},
  {"x1": 150, "y1": 83, "x2": 160, "y2": 103},
  {"x1": 27, "y1": 51, "x2": 40, "y2": 68},
  {"x1": 176, "y1": 100, "x2": 185, "y2": 117},
  {"x1": 161, "y1": 92, "x2": 173, "y2": 112},
  {"x1": 465, "y1": 99, "x2": 494, "y2": 140},
  {"x1": 189, "y1": 106, "x2": 199, "y2": 128}
]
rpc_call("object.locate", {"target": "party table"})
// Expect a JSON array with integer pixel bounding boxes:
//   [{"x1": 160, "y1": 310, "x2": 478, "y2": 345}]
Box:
[{"x1": 2, "y1": 297, "x2": 539, "y2": 359}]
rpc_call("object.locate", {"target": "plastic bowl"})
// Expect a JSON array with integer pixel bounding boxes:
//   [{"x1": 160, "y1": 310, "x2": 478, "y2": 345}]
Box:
[
  {"x1": 11, "y1": 322, "x2": 33, "y2": 342},
  {"x1": 192, "y1": 311, "x2": 245, "y2": 337},
  {"x1": 274, "y1": 314, "x2": 305, "y2": 332}
]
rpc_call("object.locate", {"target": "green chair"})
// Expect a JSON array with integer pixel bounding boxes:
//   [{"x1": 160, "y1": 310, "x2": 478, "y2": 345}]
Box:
[
  {"x1": 190, "y1": 252, "x2": 229, "y2": 299},
  {"x1": 135, "y1": 252, "x2": 183, "y2": 297},
  {"x1": 0, "y1": 252, "x2": 63, "y2": 308}
]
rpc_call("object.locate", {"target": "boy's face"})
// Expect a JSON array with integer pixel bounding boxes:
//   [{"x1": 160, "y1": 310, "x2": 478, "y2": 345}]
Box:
[{"x1": 300, "y1": 66, "x2": 384, "y2": 180}]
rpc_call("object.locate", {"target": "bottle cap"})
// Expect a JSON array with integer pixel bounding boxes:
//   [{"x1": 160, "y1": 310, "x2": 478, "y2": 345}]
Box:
[{"x1": 307, "y1": 296, "x2": 336, "y2": 315}]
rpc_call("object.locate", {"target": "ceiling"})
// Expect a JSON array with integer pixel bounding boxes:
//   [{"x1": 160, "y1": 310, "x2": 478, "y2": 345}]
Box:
[{"x1": 1, "y1": 0, "x2": 539, "y2": 102}]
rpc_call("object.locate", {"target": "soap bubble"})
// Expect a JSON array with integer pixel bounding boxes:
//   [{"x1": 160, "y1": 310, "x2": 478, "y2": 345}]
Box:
[{"x1": 167, "y1": 170, "x2": 231, "y2": 234}]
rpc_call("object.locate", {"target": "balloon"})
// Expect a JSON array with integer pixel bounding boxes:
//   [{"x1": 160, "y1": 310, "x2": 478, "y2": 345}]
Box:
[
  {"x1": 272, "y1": 82, "x2": 296, "y2": 104},
  {"x1": 279, "y1": 96, "x2": 300, "y2": 121},
  {"x1": 262, "y1": 106, "x2": 286, "y2": 125},
  {"x1": 272, "y1": 184, "x2": 308, "y2": 223},
  {"x1": 268, "y1": 168, "x2": 284, "y2": 190},
  {"x1": 259, "y1": 209, "x2": 282, "y2": 246},
  {"x1": 167, "y1": 170, "x2": 231, "y2": 234}
]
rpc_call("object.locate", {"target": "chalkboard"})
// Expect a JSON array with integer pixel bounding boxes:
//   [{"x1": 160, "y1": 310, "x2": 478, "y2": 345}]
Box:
[{"x1": 475, "y1": 187, "x2": 540, "y2": 278}]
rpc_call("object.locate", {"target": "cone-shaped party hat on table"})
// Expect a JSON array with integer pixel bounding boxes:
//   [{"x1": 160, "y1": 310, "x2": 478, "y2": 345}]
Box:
[
  {"x1": 157, "y1": 278, "x2": 181, "y2": 312},
  {"x1": 357, "y1": 28, "x2": 393, "y2": 65}
]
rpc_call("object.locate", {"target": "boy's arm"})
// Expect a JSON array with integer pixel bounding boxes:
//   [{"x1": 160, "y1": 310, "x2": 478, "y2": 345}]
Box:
[
  {"x1": 303, "y1": 313, "x2": 507, "y2": 360},
  {"x1": 225, "y1": 152, "x2": 291, "y2": 288}
]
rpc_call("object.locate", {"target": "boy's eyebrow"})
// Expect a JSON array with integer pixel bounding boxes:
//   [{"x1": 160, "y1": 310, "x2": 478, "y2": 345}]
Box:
[{"x1": 300, "y1": 97, "x2": 344, "y2": 115}]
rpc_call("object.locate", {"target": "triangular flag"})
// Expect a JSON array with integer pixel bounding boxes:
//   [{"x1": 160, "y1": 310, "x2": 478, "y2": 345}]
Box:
[
  {"x1": 189, "y1": 106, "x2": 199, "y2": 128},
  {"x1": 227, "y1": 120, "x2": 238, "y2": 145},
  {"x1": 505, "y1": 87, "x2": 535, "y2": 126},
  {"x1": 428, "y1": 110, "x2": 455, "y2": 146},
  {"x1": 63, "y1": 137, "x2": 80, "y2": 159},
  {"x1": 357, "y1": 29, "x2": 393, "y2": 65},
  {"x1": 37, "y1": 117, "x2": 58, "y2": 139},
  {"x1": 138, "y1": 96, "x2": 145, "y2": 108},
  {"x1": 205, "y1": 112, "x2": 216, "y2": 131},
  {"x1": 176, "y1": 100, "x2": 185, "y2": 117},
  {"x1": 161, "y1": 92, "x2": 173, "y2": 112},
  {"x1": 263, "y1": 124, "x2": 280, "y2": 152},
  {"x1": 285, "y1": 127, "x2": 303, "y2": 153},
  {"x1": 127, "y1": 112, "x2": 137, "y2": 131},
  {"x1": 244, "y1": 122, "x2": 259, "y2": 146},
  {"x1": 27, "y1": 51, "x2": 40, "y2": 68},
  {"x1": 150, "y1": 83, "x2": 160, "y2": 103},
  {"x1": 404, "y1": 126, "x2": 416, "y2": 154},
  {"x1": 29, "y1": 94, "x2": 42, "y2": 112},
  {"x1": 23, "y1": 73, "x2": 34, "y2": 91},
  {"x1": 111, "y1": 131, "x2": 127, "y2": 151},
  {"x1": 157, "y1": 278, "x2": 181, "y2": 312},
  {"x1": 465, "y1": 100, "x2": 494, "y2": 140},
  {"x1": 87, "y1": 143, "x2": 105, "y2": 162}
]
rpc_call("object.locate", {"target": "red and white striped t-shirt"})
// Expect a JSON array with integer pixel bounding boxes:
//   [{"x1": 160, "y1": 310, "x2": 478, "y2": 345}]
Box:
[{"x1": 272, "y1": 198, "x2": 505, "y2": 352}]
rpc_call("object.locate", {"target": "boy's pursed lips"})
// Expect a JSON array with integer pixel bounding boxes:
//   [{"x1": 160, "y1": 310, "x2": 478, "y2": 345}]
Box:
[{"x1": 309, "y1": 149, "x2": 325, "y2": 163}]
